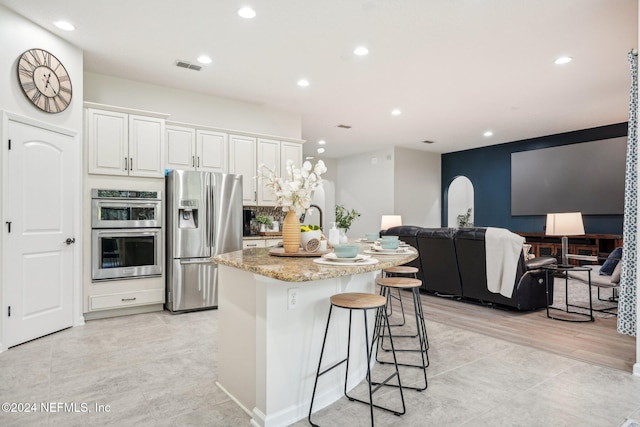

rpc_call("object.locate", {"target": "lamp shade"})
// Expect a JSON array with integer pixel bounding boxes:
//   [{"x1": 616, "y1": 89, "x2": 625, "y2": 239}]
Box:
[
  {"x1": 380, "y1": 215, "x2": 402, "y2": 230},
  {"x1": 545, "y1": 212, "x2": 585, "y2": 236}
]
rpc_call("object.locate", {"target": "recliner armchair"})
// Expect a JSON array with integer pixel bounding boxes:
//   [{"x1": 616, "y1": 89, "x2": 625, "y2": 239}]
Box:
[{"x1": 454, "y1": 228, "x2": 555, "y2": 310}]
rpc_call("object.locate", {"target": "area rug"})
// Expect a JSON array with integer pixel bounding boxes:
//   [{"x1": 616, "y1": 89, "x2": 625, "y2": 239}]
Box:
[
  {"x1": 621, "y1": 419, "x2": 640, "y2": 427},
  {"x1": 549, "y1": 275, "x2": 618, "y2": 319}
]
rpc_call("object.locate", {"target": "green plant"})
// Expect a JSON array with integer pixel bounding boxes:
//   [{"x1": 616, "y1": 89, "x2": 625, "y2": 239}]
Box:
[
  {"x1": 255, "y1": 215, "x2": 272, "y2": 227},
  {"x1": 335, "y1": 205, "x2": 360, "y2": 231}
]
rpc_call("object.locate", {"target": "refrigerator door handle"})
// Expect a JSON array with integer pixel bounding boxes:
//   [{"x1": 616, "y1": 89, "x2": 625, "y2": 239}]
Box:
[{"x1": 205, "y1": 180, "x2": 211, "y2": 249}]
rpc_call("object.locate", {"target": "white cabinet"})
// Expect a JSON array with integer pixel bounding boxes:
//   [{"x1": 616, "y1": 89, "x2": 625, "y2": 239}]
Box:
[
  {"x1": 165, "y1": 125, "x2": 228, "y2": 173},
  {"x1": 257, "y1": 138, "x2": 280, "y2": 206},
  {"x1": 197, "y1": 130, "x2": 228, "y2": 173},
  {"x1": 232, "y1": 136, "x2": 304, "y2": 207},
  {"x1": 243, "y1": 239, "x2": 265, "y2": 249},
  {"x1": 281, "y1": 141, "x2": 303, "y2": 173},
  {"x1": 87, "y1": 108, "x2": 165, "y2": 177},
  {"x1": 242, "y1": 238, "x2": 280, "y2": 249},
  {"x1": 229, "y1": 134, "x2": 258, "y2": 204},
  {"x1": 166, "y1": 125, "x2": 196, "y2": 170}
]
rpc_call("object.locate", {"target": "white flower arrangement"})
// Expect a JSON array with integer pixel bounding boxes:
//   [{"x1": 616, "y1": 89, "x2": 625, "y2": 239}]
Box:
[{"x1": 258, "y1": 159, "x2": 327, "y2": 217}]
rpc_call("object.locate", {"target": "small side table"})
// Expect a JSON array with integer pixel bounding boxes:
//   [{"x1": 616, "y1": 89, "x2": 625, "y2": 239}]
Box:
[{"x1": 542, "y1": 264, "x2": 594, "y2": 322}]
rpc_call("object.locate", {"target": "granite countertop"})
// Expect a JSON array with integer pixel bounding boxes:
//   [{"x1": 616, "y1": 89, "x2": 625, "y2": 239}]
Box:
[{"x1": 213, "y1": 242, "x2": 418, "y2": 282}]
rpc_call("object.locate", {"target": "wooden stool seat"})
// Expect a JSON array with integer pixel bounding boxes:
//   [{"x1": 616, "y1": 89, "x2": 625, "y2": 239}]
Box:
[
  {"x1": 383, "y1": 266, "x2": 419, "y2": 275},
  {"x1": 330, "y1": 293, "x2": 386, "y2": 309},
  {"x1": 376, "y1": 277, "x2": 422, "y2": 289}
]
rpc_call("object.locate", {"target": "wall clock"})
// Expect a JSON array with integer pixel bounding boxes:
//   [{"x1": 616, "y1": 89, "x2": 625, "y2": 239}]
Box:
[{"x1": 17, "y1": 48, "x2": 72, "y2": 113}]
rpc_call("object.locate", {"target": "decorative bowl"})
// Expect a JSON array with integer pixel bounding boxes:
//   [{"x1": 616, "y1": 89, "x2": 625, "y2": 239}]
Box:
[
  {"x1": 380, "y1": 239, "x2": 400, "y2": 249},
  {"x1": 381, "y1": 235, "x2": 399, "y2": 241},
  {"x1": 365, "y1": 233, "x2": 379, "y2": 241},
  {"x1": 333, "y1": 244, "x2": 359, "y2": 258}
]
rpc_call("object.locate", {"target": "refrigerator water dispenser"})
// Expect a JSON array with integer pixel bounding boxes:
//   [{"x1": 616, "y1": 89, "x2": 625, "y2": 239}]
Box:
[{"x1": 178, "y1": 200, "x2": 198, "y2": 229}]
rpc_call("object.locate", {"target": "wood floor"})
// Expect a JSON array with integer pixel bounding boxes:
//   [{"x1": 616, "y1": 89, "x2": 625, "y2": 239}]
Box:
[{"x1": 415, "y1": 291, "x2": 636, "y2": 372}]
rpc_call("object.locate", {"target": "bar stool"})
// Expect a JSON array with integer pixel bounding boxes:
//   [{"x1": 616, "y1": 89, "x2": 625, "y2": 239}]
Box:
[
  {"x1": 375, "y1": 277, "x2": 429, "y2": 392},
  {"x1": 382, "y1": 266, "x2": 419, "y2": 334},
  {"x1": 308, "y1": 292, "x2": 405, "y2": 427}
]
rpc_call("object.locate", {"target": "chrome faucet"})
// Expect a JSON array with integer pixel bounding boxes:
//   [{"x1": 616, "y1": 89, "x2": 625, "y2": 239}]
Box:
[{"x1": 300, "y1": 204, "x2": 323, "y2": 231}]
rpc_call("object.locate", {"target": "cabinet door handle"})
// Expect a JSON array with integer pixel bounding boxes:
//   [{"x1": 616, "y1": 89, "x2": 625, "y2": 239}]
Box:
[
  {"x1": 197, "y1": 156, "x2": 200, "y2": 167},
  {"x1": 124, "y1": 157, "x2": 128, "y2": 171},
  {"x1": 121, "y1": 297, "x2": 137, "y2": 302},
  {"x1": 246, "y1": 243, "x2": 258, "y2": 247},
  {"x1": 192, "y1": 156, "x2": 195, "y2": 167},
  {"x1": 130, "y1": 157, "x2": 133, "y2": 171}
]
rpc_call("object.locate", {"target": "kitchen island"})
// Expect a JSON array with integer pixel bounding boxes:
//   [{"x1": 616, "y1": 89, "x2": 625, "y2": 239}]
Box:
[{"x1": 213, "y1": 244, "x2": 418, "y2": 427}]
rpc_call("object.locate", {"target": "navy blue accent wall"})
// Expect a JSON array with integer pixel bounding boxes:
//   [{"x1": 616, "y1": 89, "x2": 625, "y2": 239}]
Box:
[{"x1": 441, "y1": 123, "x2": 628, "y2": 234}]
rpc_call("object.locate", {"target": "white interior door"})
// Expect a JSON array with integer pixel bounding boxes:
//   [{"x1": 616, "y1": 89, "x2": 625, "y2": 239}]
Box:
[{"x1": 4, "y1": 118, "x2": 75, "y2": 348}]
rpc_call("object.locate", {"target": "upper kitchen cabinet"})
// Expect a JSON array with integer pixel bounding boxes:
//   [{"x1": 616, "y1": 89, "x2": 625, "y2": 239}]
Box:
[
  {"x1": 86, "y1": 104, "x2": 168, "y2": 178},
  {"x1": 229, "y1": 134, "x2": 257, "y2": 204},
  {"x1": 257, "y1": 138, "x2": 280, "y2": 206},
  {"x1": 280, "y1": 141, "x2": 303, "y2": 173},
  {"x1": 197, "y1": 130, "x2": 228, "y2": 173},
  {"x1": 165, "y1": 124, "x2": 196, "y2": 170},
  {"x1": 165, "y1": 124, "x2": 228, "y2": 173},
  {"x1": 230, "y1": 135, "x2": 304, "y2": 206}
]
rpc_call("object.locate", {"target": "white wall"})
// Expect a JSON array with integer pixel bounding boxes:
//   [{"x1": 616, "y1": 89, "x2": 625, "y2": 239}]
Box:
[
  {"x1": 394, "y1": 147, "x2": 441, "y2": 227},
  {"x1": 0, "y1": 5, "x2": 85, "y2": 347},
  {"x1": 334, "y1": 146, "x2": 441, "y2": 239},
  {"x1": 335, "y1": 148, "x2": 395, "y2": 239},
  {"x1": 84, "y1": 73, "x2": 302, "y2": 139}
]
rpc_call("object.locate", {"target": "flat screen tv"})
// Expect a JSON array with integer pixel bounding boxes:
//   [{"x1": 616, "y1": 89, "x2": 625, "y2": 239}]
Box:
[{"x1": 511, "y1": 136, "x2": 626, "y2": 216}]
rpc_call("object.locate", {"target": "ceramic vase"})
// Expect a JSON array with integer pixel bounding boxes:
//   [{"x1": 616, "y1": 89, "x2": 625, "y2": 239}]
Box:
[{"x1": 282, "y1": 210, "x2": 301, "y2": 253}]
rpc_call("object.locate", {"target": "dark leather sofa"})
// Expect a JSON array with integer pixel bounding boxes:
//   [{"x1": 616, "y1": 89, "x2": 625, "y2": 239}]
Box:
[{"x1": 381, "y1": 226, "x2": 555, "y2": 310}]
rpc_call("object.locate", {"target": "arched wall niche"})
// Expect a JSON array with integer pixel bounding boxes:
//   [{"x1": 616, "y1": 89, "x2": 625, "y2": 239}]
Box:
[{"x1": 447, "y1": 176, "x2": 474, "y2": 227}]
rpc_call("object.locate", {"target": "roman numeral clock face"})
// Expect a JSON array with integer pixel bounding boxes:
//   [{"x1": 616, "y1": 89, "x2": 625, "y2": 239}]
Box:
[{"x1": 17, "y1": 48, "x2": 72, "y2": 113}]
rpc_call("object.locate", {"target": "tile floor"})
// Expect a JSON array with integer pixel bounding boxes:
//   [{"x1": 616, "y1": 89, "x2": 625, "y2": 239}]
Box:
[{"x1": 1, "y1": 304, "x2": 639, "y2": 427}]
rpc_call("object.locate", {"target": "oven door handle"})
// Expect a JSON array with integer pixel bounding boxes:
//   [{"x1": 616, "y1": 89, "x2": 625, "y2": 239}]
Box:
[{"x1": 95, "y1": 230, "x2": 159, "y2": 236}]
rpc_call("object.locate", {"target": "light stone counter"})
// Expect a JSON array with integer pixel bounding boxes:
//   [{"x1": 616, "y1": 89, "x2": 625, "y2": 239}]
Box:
[
  {"x1": 212, "y1": 243, "x2": 418, "y2": 427},
  {"x1": 213, "y1": 243, "x2": 418, "y2": 282}
]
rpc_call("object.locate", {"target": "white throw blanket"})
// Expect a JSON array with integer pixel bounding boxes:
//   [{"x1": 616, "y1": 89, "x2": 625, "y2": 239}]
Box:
[{"x1": 485, "y1": 227, "x2": 525, "y2": 297}]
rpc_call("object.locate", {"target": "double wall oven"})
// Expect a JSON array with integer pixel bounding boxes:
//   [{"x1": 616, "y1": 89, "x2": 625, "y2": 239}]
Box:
[{"x1": 91, "y1": 189, "x2": 163, "y2": 281}]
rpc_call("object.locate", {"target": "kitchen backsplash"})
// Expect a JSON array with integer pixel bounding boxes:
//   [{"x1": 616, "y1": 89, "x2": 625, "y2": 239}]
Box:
[{"x1": 245, "y1": 206, "x2": 287, "y2": 235}]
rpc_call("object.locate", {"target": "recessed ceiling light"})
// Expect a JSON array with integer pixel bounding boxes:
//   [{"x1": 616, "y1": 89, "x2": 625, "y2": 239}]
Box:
[
  {"x1": 354, "y1": 46, "x2": 369, "y2": 56},
  {"x1": 318, "y1": 140, "x2": 326, "y2": 145},
  {"x1": 317, "y1": 147, "x2": 325, "y2": 154},
  {"x1": 554, "y1": 56, "x2": 572, "y2": 65},
  {"x1": 238, "y1": 7, "x2": 256, "y2": 19},
  {"x1": 54, "y1": 21, "x2": 75, "y2": 31},
  {"x1": 197, "y1": 55, "x2": 212, "y2": 64},
  {"x1": 483, "y1": 130, "x2": 493, "y2": 137},
  {"x1": 297, "y1": 79, "x2": 310, "y2": 87},
  {"x1": 391, "y1": 109, "x2": 401, "y2": 116}
]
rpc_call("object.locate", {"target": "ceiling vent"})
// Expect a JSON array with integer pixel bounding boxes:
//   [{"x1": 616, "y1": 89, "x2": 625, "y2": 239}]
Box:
[
  {"x1": 337, "y1": 124, "x2": 352, "y2": 129},
  {"x1": 175, "y1": 60, "x2": 202, "y2": 71}
]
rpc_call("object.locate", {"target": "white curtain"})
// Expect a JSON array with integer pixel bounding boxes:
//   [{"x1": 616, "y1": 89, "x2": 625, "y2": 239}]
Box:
[{"x1": 618, "y1": 50, "x2": 638, "y2": 337}]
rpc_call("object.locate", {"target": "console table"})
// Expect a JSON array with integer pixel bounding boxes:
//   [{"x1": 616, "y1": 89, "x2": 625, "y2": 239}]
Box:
[{"x1": 517, "y1": 232, "x2": 622, "y2": 265}]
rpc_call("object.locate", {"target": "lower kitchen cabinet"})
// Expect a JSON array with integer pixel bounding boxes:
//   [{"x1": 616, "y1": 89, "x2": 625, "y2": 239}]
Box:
[
  {"x1": 89, "y1": 288, "x2": 164, "y2": 311},
  {"x1": 242, "y1": 238, "x2": 281, "y2": 249}
]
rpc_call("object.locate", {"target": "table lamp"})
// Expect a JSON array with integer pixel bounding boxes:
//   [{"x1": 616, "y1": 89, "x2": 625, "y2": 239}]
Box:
[
  {"x1": 545, "y1": 212, "x2": 585, "y2": 267},
  {"x1": 380, "y1": 215, "x2": 402, "y2": 231}
]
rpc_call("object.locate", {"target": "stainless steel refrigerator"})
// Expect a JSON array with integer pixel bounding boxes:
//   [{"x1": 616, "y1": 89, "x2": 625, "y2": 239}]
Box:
[{"x1": 166, "y1": 170, "x2": 243, "y2": 312}]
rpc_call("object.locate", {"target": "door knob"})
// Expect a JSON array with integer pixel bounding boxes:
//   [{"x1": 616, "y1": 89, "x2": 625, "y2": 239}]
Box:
[{"x1": 64, "y1": 238, "x2": 76, "y2": 245}]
